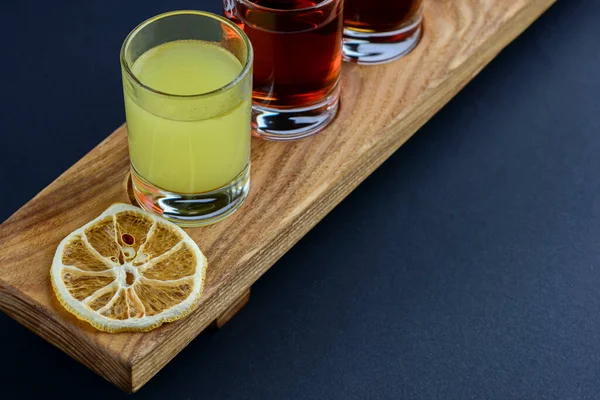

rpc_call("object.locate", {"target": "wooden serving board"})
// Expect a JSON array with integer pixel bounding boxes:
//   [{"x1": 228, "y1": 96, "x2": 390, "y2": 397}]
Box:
[{"x1": 0, "y1": 0, "x2": 556, "y2": 393}]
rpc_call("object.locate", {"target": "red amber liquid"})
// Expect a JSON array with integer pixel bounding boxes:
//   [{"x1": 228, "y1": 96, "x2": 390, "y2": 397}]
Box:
[
  {"x1": 344, "y1": 0, "x2": 422, "y2": 32},
  {"x1": 228, "y1": 0, "x2": 343, "y2": 109}
]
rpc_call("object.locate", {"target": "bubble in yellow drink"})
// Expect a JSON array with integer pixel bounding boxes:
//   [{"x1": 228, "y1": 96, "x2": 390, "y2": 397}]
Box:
[{"x1": 124, "y1": 40, "x2": 251, "y2": 194}]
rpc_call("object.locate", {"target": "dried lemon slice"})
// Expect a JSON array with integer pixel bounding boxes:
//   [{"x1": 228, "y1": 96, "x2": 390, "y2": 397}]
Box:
[{"x1": 50, "y1": 203, "x2": 206, "y2": 333}]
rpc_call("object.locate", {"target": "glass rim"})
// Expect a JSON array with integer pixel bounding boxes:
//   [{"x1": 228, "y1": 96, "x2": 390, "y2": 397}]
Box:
[
  {"x1": 235, "y1": 0, "x2": 337, "y2": 13},
  {"x1": 120, "y1": 10, "x2": 253, "y2": 99}
]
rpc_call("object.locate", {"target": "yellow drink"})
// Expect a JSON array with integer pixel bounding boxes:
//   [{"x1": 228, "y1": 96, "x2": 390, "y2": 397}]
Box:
[{"x1": 124, "y1": 40, "x2": 251, "y2": 194}]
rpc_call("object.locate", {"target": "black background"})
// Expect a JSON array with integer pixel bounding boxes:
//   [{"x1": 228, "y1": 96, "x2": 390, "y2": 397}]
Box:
[{"x1": 1, "y1": 0, "x2": 600, "y2": 398}]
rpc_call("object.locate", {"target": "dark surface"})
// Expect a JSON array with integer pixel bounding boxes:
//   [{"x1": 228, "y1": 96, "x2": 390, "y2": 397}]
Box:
[{"x1": 1, "y1": 0, "x2": 599, "y2": 398}]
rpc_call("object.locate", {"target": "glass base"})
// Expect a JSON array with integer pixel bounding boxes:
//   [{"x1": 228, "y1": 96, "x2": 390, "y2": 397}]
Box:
[
  {"x1": 130, "y1": 164, "x2": 250, "y2": 227},
  {"x1": 342, "y1": 14, "x2": 423, "y2": 65},
  {"x1": 251, "y1": 83, "x2": 340, "y2": 141}
]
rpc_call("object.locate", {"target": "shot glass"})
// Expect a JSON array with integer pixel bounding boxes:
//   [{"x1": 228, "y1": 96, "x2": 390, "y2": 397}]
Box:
[
  {"x1": 121, "y1": 11, "x2": 253, "y2": 226},
  {"x1": 224, "y1": 0, "x2": 343, "y2": 141},
  {"x1": 343, "y1": 0, "x2": 423, "y2": 64}
]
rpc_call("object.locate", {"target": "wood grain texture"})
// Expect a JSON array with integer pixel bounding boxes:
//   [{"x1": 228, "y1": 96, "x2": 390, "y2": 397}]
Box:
[
  {"x1": 211, "y1": 289, "x2": 251, "y2": 329},
  {"x1": 0, "y1": 0, "x2": 556, "y2": 393}
]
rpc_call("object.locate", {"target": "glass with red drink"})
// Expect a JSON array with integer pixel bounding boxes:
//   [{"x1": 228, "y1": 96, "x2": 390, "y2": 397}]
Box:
[
  {"x1": 343, "y1": 0, "x2": 423, "y2": 65},
  {"x1": 224, "y1": 0, "x2": 343, "y2": 141}
]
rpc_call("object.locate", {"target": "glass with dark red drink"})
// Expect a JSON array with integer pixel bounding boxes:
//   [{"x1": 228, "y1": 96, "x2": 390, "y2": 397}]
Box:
[
  {"x1": 343, "y1": 0, "x2": 423, "y2": 65},
  {"x1": 224, "y1": 0, "x2": 343, "y2": 141}
]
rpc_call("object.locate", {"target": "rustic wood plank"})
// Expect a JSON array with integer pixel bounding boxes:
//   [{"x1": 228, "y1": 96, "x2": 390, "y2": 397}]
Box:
[{"x1": 0, "y1": 0, "x2": 556, "y2": 393}]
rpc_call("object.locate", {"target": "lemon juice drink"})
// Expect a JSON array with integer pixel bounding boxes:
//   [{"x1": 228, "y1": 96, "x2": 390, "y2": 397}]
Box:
[
  {"x1": 125, "y1": 40, "x2": 250, "y2": 194},
  {"x1": 121, "y1": 11, "x2": 253, "y2": 226}
]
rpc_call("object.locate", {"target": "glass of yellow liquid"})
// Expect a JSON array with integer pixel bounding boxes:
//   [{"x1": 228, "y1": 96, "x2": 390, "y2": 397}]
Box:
[{"x1": 121, "y1": 11, "x2": 253, "y2": 226}]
